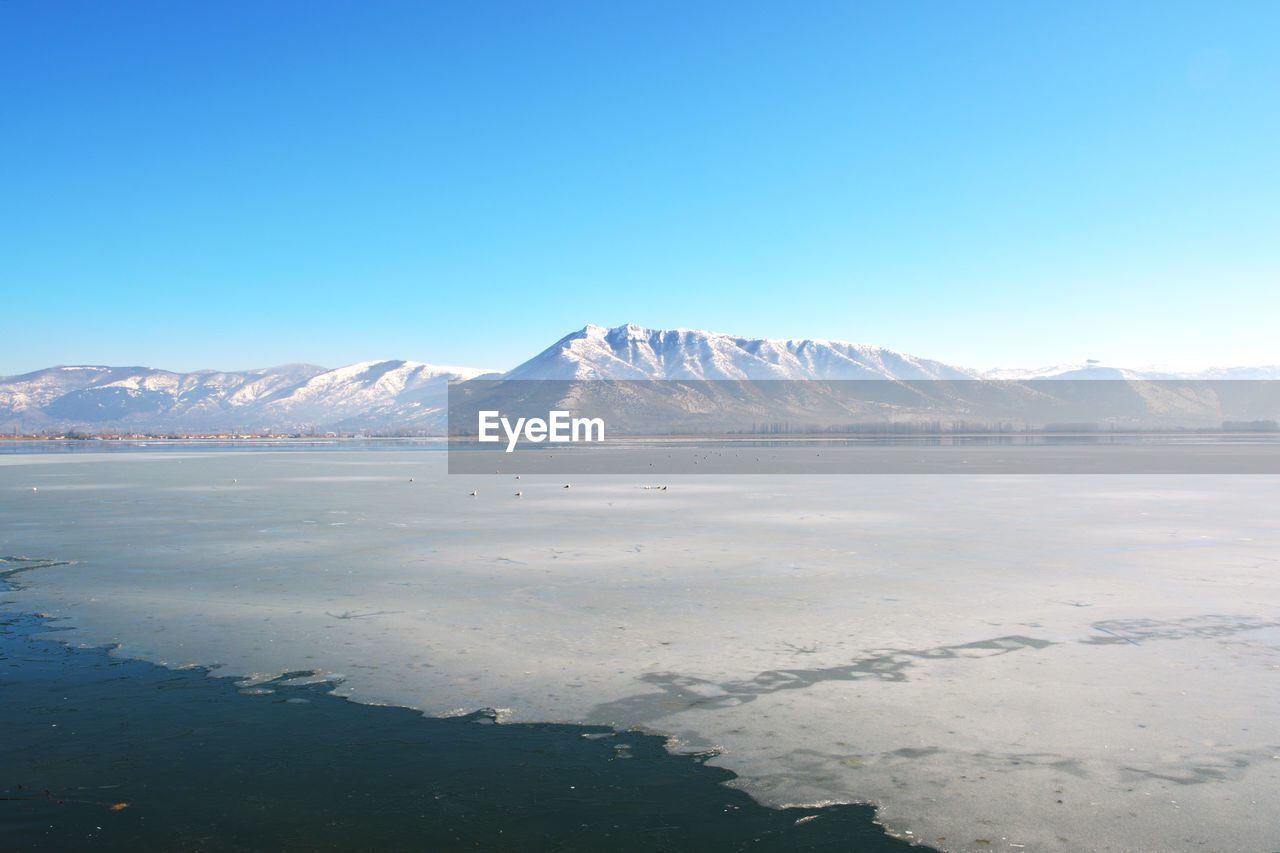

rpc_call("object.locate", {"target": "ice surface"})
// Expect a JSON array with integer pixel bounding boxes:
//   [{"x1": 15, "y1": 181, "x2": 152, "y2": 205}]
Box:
[{"x1": 2, "y1": 450, "x2": 1278, "y2": 851}]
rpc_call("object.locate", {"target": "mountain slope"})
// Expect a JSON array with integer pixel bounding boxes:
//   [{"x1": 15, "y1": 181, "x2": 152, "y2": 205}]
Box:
[
  {"x1": 0, "y1": 361, "x2": 491, "y2": 433},
  {"x1": 3, "y1": 324, "x2": 1277, "y2": 434},
  {"x1": 985, "y1": 362, "x2": 1280, "y2": 380},
  {"x1": 505, "y1": 324, "x2": 979, "y2": 380},
  {"x1": 257, "y1": 360, "x2": 494, "y2": 430}
]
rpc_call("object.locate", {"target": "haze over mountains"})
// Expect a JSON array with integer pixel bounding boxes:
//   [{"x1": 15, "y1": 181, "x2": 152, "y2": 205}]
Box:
[{"x1": 2, "y1": 324, "x2": 1278, "y2": 434}]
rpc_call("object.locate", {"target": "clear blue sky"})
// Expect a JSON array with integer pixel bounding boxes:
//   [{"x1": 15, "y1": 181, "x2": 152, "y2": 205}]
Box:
[{"x1": 3, "y1": 1, "x2": 1277, "y2": 374}]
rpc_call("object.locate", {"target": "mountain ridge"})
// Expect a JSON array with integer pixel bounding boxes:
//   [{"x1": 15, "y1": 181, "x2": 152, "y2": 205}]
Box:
[
  {"x1": 504, "y1": 324, "x2": 979, "y2": 381},
  {"x1": 2, "y1": 323, "x2": 1277, "y2": 433}
]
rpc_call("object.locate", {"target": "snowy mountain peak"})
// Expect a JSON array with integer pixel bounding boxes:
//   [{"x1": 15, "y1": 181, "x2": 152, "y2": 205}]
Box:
[
  {"x1": 506, "y1": 324, "x2": 978, "y2": 381},
  {"x1": 5, "y1": 325, "x2": 1278, "y2": 434}
]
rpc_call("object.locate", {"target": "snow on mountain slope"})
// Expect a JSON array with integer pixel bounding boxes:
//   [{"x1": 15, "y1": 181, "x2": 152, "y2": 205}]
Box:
[
  {"x1": 985, "y1": 362, "x2": 1280, "y2": 380},
  {"x1": 3, "y1": 324, "x2": 1276, "y2": 433},
  {"x1": 984, "y1": 362, "x2": 1151, "y2": 380},
  {"x1": 0, "y1": 366, "x2": 168, "y2": 411},
  {"x1": 505, "y1": 324, "x2": 980, "y2": 380},
  {"x1": 0, "y1": 361, "x2": 491, "y2": 432},
  {"x1": 258, "y1": 360, "x2": 492, "y2": 427}
]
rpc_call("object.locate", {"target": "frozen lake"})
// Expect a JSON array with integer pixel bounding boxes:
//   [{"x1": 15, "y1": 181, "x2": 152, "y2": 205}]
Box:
[{"x1": 2, "y1": 448, "x2": 1278, "y2": 851}]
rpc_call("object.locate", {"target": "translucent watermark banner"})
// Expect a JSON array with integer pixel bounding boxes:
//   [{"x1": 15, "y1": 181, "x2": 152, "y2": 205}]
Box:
[{"x1": 447, "y1": 380, "x2": 1280, "y2": 474}]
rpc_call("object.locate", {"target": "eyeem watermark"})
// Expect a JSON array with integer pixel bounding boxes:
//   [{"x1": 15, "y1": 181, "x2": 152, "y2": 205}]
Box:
[
  {"x1": 450, "y1": 379, "x2": 1280, "y2": 473},
  {"x1": 477, "y1": 410, "x2": 606, "y2": 452}
]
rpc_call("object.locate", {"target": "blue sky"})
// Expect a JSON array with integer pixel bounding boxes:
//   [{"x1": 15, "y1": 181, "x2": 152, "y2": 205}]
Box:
[{"x1": 3, "y1": 1, "x2": 1276, "y2": 374}]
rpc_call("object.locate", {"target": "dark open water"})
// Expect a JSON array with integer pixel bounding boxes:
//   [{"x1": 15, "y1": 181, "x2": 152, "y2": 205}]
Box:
[{"x1": 1, "y1": 604, "x2": 928, "y2": 852}]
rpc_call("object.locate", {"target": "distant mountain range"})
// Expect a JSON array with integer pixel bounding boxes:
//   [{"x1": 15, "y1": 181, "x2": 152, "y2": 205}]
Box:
[
  {"x1": 2, "y1": 324, "x2": 1278, "y2": 434},
  {"x1": 0, "y1": 361, "x2": 492, "y2": 434}
]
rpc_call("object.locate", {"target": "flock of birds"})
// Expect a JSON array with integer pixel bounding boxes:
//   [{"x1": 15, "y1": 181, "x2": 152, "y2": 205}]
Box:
[{"x1": 464, "y1": 479, "x2": 667, "y2": 498}]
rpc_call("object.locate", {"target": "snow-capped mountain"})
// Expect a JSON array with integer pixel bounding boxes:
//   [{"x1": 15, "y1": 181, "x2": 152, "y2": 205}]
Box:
[
  {"x1": 0, "y1": 361, "x2": 492, "y2": 433},
  {"x1": 983, "y1": 361, "x2": 1146, "y2": 380},
  {"x1": 2, "y1": 324, "x2": 1277, "y2": 434},
  {"x1": 255, "y1": 360, "x2": 495, "y2": 428},
  {"x1": 984, "y1": 361, "x2": 1280, "y2": 380},
  {"x1": 0, "y1": 364, "x2": 325, "y2": 426},
  {"x1": 469, "y1": 325, "x2": 1277, "y2": 434},
  {"x1": 505, "y1": 324, "x2": 978, "y2": 380}
]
